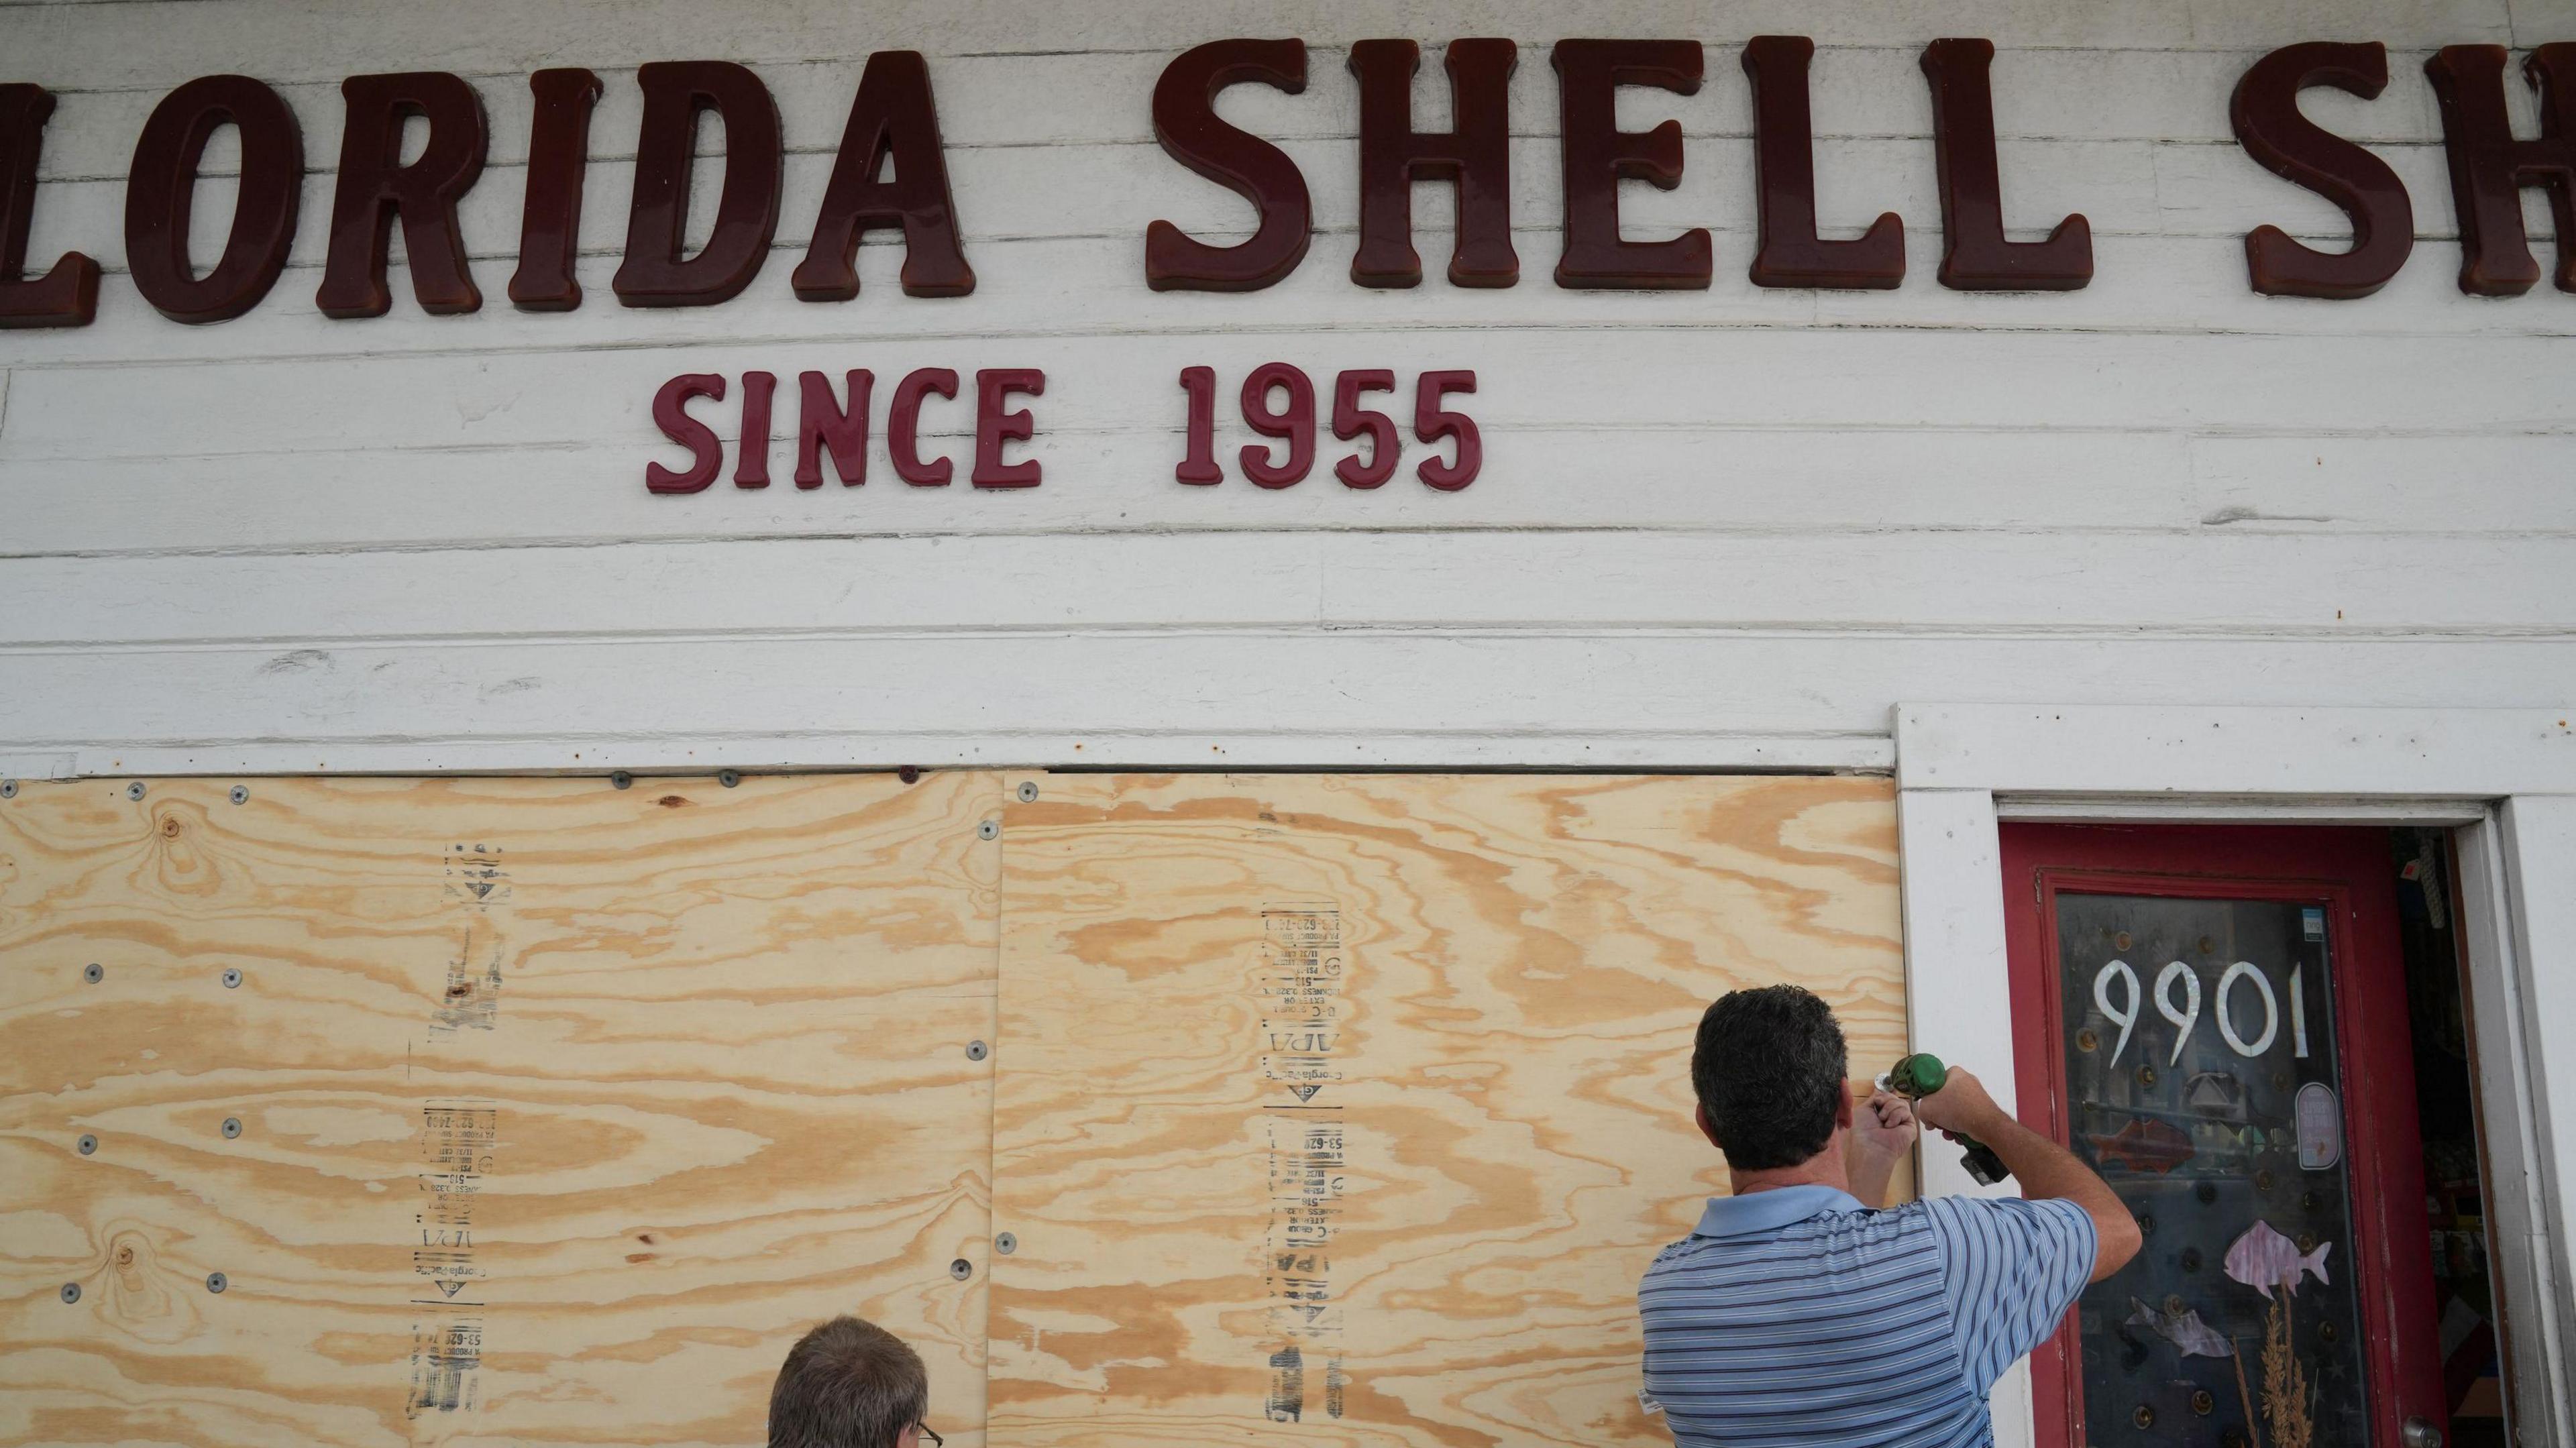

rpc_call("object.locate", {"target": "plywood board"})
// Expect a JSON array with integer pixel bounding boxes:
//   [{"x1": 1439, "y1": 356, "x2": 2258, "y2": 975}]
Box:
[
  {"x1": 985, "y1": 774, "x2": 1906, "y2": 1447},
  {"x1": 0, "y1": 773, "x2": 1003, "y2": 1448}
]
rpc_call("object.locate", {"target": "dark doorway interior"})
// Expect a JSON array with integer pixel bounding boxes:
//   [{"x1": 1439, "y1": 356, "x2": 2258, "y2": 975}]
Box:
[{"x1": 2391, "y1": 828, "x2": 2508, "y2": 1448}]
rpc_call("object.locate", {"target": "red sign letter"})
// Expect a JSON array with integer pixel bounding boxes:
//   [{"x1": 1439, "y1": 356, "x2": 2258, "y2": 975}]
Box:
[
  {"x1": 1238, "y1": 361, "x2": 1316, "y2": 487},
  {"x1": 647, "y1": 373, "x2": 727, "y2": 494},
  {"x1": 1741, "y1": 36, "x2": 1903, "y2": 289},
  {"x1": 614, "y1": 62, "x2": 782, "y2": 307},
  {"x1": 0, "y1": 85, "x2": 97, "y2": 328},
  {"x1": 1550, "y1": 40, "x2": 1711, "y2": 289},
  {"x1": 734, "y1": 370, "x2": 777, "y2": 488},
  {"x1": 125, "y1": 74, "x2": 304, "y2": 324},
  {"x1": 510, "y1": 68, "x2": 603, "y2": 311},
  {"x1": 1333, "y1": 370, "x2": 1399, "y2": 488},
  {"x1": 794, "y1": 50, "x2": 975, "y2": 300},
  {"x1": 889, "y1": 367, "x2": 959, "y2": 486},
  {"x1": 318, "y1": 72, "x2": 489, "y2": 318},
  {"x1": 2231, "y1": 43, "x2": 2412, "y2": 300},
  {"x1": 1349, "y1": 38, "x2": 1517, "y2": 288},
  {"x1": 1145, "y1": 39, "x2": 1312, "y2": 292},
  {"x1": 2424, "y1": 44, "x2": 2576, "y2": 295},
  {"x1": 1921, "y1": 39, "x2": 2091, "y2": 290},
  {"x1": 1176, "y1": 366, "x2": 1222, "y2": 485},
  {"x1": 973, "y1": 368, "x2": 1045, "y2": 488},
  {"x1": 796, "y1": 370, "x2": 873, "y2": 488},
  {"x1": 1415, "y1": 371, "x2": 1481, "y2": 490}
]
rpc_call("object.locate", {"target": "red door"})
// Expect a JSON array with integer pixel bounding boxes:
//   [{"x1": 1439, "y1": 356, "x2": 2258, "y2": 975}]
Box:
[{"x1": 2000, "y1": 824, "x2": 2444, "y2": 1448}]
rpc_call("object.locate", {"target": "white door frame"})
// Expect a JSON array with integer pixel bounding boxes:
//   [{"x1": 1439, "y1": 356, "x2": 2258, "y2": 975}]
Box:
[{"x1": 1894, "y1": 704, "x2": 2576, "y2": 1448}]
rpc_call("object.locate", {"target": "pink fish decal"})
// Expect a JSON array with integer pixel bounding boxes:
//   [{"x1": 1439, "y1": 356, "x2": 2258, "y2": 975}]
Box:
[
  {"x1": 2225, "y1": 1219, "x2": 2331, "y2": 1296},
  {"x1": 2124, "y1": 1296, "x2": 2234, "y2": 1358}
]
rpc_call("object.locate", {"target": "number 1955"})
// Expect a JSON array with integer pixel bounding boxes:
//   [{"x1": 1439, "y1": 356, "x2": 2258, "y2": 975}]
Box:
[{"x1": 1177, "y1": 365, "x2": 1481, "y2": 490}]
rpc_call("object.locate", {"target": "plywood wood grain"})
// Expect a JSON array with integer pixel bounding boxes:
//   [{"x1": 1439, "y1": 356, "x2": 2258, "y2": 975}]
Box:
[
  {"x1": 985, "y1": 774, "x2": 1906, "y2": 1447},
  {"x1": 0, "y1": 772, "x2": 1003, "y2": 1448}
]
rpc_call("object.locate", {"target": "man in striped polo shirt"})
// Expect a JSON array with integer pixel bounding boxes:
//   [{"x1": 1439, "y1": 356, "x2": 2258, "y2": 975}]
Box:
[{"x1": 1640, "y1": 985, "x2": 2141, "y2": 1447}]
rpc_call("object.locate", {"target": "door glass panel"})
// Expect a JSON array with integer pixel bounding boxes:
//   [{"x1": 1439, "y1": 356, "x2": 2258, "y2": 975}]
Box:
[{"x1": 2055, "y1": 893, "x2": 2373, "y2": 1447}]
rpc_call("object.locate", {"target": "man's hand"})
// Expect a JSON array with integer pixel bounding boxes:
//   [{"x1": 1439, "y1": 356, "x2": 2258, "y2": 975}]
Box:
[
  {"x1": 1854, "y1": 1089, "x2": 1917, "y2": 1160},
  {"x1": 1913, "y1": 1064, "x2": 2006, "y2": 1140},
  {"x1": 1847, "y1": 1088, "x2": 1916, "y2": 1208}
]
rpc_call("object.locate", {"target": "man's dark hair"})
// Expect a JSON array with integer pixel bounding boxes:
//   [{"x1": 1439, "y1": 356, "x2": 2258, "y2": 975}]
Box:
[
  {"x1": 768, "y1": 1316, "x2": 928, "y2": 1448},
  {"x1": 1692, "y1": 985, "x2": 1848, "y2": 1170}
]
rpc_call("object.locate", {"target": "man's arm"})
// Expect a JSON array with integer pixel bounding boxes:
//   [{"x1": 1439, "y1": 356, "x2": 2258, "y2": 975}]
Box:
[{"x1": 1914, "y1": 1066, "x2": 2143, "y2": 1282}]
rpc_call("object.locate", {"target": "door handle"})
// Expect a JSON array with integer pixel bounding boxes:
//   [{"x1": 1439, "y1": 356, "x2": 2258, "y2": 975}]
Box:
[{"x1": 2402, "y1": 1416, "x2": 2445, "y2": 1448}]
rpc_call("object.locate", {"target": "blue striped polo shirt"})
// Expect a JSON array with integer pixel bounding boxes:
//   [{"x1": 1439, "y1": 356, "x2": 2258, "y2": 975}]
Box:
[{"x1": 1639, "y1": 1185, "x2": 2096, "y2": 1447}]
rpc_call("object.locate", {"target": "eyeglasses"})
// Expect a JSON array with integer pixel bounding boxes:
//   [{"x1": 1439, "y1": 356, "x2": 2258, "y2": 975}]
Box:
[{"x1": 916, "y1": 1427, "x2": 943, "y2": 1447}]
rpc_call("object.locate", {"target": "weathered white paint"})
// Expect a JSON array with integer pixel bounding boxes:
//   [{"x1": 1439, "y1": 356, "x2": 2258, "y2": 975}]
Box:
[
  {"x1": 2497, "y1": 796, "x2": 2576, "y2": 1444},
  {"x1": 2457, "y1": 813, "x2": 2576, "y2": 1447},
  {"x1": 3, "y1": 1, "x2": 2571, "y2": 783},
  {"x1": 9, "y1": 636, "x2": 2576, "y2": 781},
  {"x1": 17, "y1": 332, "x2": 2576, "y2": 462},
  {"x1": 1898, "y1": 787, "x2": 2021, "y2": 1164},
  {"x1": 1900, "y1": 704, "x2": 2576, "y2": 795},
  {"x1": 1895, "y1": 787, "x2": 2036, "y2": 1447},
  {"x1": 0, "y1": 0, "x2": 2538, "y2": 87},
  {"x1": 7, "y1": 533, "x2": 2573, "y2": 647}
]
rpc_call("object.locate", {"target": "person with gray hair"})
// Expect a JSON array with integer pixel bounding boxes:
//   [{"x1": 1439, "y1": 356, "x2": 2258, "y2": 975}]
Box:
[{"x1": 767, "y1": 1316, "x2": 939, "y2": 1448}]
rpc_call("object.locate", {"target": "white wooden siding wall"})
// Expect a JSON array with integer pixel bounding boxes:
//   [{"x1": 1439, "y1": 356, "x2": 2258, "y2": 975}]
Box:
[{"x1": 1, "y1": 0, "x2": 2573, "y2": 776}]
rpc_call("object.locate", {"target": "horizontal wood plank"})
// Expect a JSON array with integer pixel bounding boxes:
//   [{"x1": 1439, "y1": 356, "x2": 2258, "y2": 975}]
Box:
[
  {"x1": 0, "y1": 0, "x2": 2519, "y2": 92},
  {"x1": 0, "y1": 428, "x2": 2200, "y2": 555},
  {"x1": 2190, "y1": 435, "x2": 2576, "y2": 533},
  {"x1": 1, "y1": 531, "x2": 2571, "y2": 647},
  {"x1": 1, "y1": 632, "x2": 2570, "y2": 779},
  {"x1": 7, "y1": 331, "x2": 2573, "y2": 466},
  {"x1": 1896, "y1": 702, "x2": 2576, "y2": 793},
  {"x1": 25, "y1": 46, "x2": 2463, "y2": 188}
]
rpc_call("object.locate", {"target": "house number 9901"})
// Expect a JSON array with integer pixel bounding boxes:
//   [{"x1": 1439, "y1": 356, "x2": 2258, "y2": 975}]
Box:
[{"x1": 2092, "y1": 958, "x2": 2312, "y2": 1068}]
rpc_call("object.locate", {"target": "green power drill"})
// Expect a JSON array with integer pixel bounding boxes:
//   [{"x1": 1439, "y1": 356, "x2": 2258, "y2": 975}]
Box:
[{"x1": 1880, "y1": 1052, "x2": 2011, "y2": 1187}]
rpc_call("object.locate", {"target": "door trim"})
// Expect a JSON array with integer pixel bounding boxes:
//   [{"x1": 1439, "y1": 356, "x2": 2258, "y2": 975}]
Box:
[{"x1": 1894, "y1": 704, "x2": 2575, "y2": 1448}]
